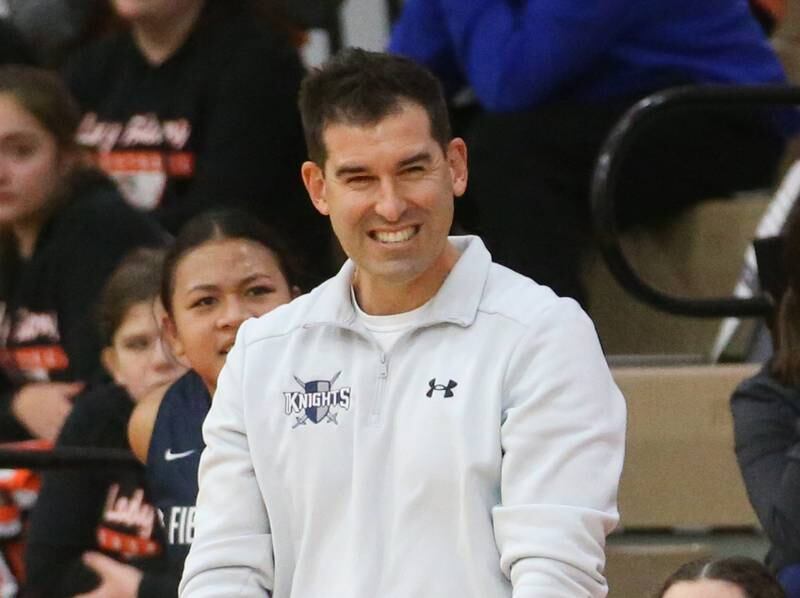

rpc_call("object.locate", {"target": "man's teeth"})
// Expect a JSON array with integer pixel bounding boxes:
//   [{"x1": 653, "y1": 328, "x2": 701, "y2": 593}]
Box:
[{"x1": 374, "y1": 227, "x2": 416, "y2": 243}]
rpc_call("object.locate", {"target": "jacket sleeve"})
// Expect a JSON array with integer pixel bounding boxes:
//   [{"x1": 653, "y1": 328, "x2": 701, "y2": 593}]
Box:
[
  {"x1": 179, "y1": 324, "x2": 274, "y2": 597},
  {"x1": 731, "y1": 371, "x2": 800, "y2": 561},
  {"x1": 493, "y1": 299, "x2": 626, "y2": 597},
  {"x1": 389, "y1": 0, "x2": 631, "y2": 111}
]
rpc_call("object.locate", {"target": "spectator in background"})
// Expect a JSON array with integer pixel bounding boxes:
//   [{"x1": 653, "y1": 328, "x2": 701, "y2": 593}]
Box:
[
  {"x1": 657, "y1": 557, "x2": 786, "y2": 598},
  {"x1": 123, "y1": 210, "x2": 301, "y2": 597},
  {"x1": 64, "y1": 0, "x2": 332, "y2": 289},
  {"x1": 25, "y1": 248, "x2": 186, "y2": 598},
  {"x1": 0, "y1": 65, "x2": 163, "y2": 443},
  {"x1": 390, "y1": 0, "x2": 791, "y2": 304},
  {"x1": 732, "y1": 203, "x2": 800, "y2": 598}
]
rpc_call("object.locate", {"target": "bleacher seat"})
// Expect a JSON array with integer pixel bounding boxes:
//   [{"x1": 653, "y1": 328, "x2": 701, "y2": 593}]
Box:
[
  {"x1": 606, "y1": 543, "x2": 713, "y2": 598},
  {"x1": 613, "y1": 364, "x2": 759, "y2": 530}
]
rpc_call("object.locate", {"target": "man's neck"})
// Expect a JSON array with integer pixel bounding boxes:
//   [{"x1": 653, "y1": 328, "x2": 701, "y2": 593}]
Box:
[
  {"x1": 353, "y1": 242, "x2": 460, "y2": 315},
  {"x1": 131, "y1": 2, "x2": 205, "y2": 66}
]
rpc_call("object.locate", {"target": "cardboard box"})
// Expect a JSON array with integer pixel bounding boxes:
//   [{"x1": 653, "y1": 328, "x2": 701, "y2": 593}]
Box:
[{"x1": 613, "y1": 364, "x2": 760, "y2": 529}]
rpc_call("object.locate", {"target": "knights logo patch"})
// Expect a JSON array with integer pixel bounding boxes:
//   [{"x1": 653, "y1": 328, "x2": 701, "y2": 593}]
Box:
[{"x1": 284, "y1": 372, "x2": 351, "y2": 429}]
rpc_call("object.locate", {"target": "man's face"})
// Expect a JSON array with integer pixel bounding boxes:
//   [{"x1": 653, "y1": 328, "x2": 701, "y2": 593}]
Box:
[{"x1": 302, "y1": 102, "x2": 467, "y2": 297}]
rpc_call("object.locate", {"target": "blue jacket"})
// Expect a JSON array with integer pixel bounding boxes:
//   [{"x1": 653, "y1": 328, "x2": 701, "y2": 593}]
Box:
[{"x1": 389, "y1": 0, "x2": 788, "y2": 112}]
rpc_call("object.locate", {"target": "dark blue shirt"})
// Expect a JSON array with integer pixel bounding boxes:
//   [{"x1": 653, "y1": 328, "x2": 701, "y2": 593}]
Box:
[{"x1": 146, "y1": 370, "x2": 210, "y2": 577}]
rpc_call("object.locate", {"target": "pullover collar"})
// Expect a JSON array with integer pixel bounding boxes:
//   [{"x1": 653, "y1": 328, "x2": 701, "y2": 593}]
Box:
[{"x1": 304, "y1": 235, "x2": 492, "y2": 331}]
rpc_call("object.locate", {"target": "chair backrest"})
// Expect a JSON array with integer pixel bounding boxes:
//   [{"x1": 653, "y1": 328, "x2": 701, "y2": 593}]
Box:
[{"x1": 586, "y1": 194, "x2": 770, "y2": 357}]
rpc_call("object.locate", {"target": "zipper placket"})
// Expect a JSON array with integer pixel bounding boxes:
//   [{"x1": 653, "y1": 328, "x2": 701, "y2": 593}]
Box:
[
  {"x1": 306, "y1": 322, "x2": 390, "y2": 426},
  {"x1": 366, "y1": 327, "x2": 421, "y2": 425},
  {"x1": 304, "y1": 322, "x2": 436, "y2": 426},
  {"x1": 371, "y1": 351, "x2": 388, "y2": 425}
]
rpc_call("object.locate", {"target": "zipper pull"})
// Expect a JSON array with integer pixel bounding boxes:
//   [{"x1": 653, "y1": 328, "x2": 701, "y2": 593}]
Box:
[{"x1": 379, "y1": 352, "x2": 388, "y2": 377}]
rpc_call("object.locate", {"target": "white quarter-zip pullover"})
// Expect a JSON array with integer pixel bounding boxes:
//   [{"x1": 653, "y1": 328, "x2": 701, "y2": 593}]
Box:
[{"x1": 180, "y1": 236, "x2": 626, "y2": 598}]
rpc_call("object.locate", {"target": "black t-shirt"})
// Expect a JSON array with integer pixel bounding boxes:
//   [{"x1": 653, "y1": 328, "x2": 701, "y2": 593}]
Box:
[
  {"x1": 64, "y1": 8, "x2": 332, "y2": 288},
  {"x1": 25, "y1": 384, "x2": 172, "y2": 598}
]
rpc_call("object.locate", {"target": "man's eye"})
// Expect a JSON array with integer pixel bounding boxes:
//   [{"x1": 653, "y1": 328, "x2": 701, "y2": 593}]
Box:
[
  {"x1": 347, "y1": 176, "x2": 373, "y2": 186},
  {"x1": 404, "y1": 166, "x2": 425, "y2": 174}
]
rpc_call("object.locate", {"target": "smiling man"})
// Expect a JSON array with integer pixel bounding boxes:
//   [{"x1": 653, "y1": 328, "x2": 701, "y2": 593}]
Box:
[{"x1": 179, "y1": 48, "x2": 626, "y2": 598}]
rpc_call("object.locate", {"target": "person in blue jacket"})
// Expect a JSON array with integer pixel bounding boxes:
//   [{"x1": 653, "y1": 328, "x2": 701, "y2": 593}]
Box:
[{"x1": 390, "y1": 0, "x2": 793, "y2": 304}]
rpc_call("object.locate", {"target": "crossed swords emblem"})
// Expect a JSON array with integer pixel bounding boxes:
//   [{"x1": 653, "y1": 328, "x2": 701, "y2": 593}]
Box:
[{"x1": 292, "y1": 371, "x2": 341, "y2": 428}]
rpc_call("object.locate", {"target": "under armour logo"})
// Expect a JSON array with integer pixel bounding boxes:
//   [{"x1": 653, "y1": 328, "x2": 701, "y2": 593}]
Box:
[{"x1": 427, "y1": 378, "x2": 457, "y2": 398}]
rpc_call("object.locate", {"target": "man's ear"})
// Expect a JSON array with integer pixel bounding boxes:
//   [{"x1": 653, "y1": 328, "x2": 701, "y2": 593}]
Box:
[
  {"x1": 447, "y1": 138, "x2": 468, "y2": 198},
  {"x1": 301, "y1": 161, "x2": 329, "y2": 216}
]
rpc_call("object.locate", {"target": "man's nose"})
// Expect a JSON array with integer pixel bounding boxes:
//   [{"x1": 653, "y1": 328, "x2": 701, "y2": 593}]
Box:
[{"x1": 374, "y1": 179, "x2": 407, "y2": 222}]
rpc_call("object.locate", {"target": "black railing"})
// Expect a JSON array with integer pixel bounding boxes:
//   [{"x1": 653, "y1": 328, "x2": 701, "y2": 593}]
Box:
[
  {"x1": 0, "y1": 447, "x2": 139, "y2": 470},
  {"x1": 590, "y1": 84, "x2": 800, "y2": 318}
]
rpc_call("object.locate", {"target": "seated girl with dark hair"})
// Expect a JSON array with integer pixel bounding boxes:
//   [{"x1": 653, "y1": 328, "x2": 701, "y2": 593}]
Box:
[
  {"x1": 119, "y1": 209, "x2": 303, "y2": 596},
  {"x1": 25, "y1": 248, "x2": 186, "y2": 597}
]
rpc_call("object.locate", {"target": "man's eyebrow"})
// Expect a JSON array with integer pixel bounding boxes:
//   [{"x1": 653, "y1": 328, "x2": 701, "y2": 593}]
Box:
[
  {"x1": 332, "y1": 151, "x2": 433, "y2": 178},
  {"x1": 334, "y1": 164, "x2": 369, "y2": 178},
  {"x1": 398, "y1": 152, "x2": 432, "y2": 168}
]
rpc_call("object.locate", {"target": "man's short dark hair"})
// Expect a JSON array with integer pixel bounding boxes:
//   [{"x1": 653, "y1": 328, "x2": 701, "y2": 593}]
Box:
[{"x1": 298, "y1": 48, "x2": 452, "y2": 166}]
